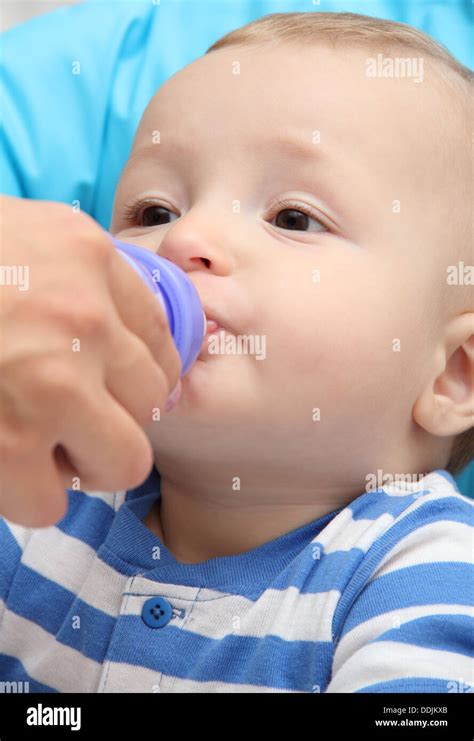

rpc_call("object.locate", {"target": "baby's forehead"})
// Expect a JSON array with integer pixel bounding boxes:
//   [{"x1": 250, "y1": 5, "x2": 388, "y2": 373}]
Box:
[{"x1": 139, "y1": 43, "x2": 452, "y2": 157}]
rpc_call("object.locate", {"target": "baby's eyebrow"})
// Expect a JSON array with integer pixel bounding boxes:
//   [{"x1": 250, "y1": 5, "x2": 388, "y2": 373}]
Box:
[
  {"x1": 128, "y1": 130, "x2": 328, "y2": 167},
  {"x1": 259, "y1": 131, "x2": 328, "y2": 164}
]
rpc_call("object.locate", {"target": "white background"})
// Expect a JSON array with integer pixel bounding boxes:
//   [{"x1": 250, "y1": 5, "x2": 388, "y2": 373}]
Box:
[{"x1": 1, "y1": 0, "x2": 81, "y2": 32}]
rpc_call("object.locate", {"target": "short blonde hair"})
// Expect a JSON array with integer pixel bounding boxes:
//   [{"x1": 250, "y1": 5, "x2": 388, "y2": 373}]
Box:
[
  {"x1": 206, "y1": 11, "x2": 473, "y2": 477},
  {"x1": 206, "y1": 11, "x2": 472, "y2": 86}
]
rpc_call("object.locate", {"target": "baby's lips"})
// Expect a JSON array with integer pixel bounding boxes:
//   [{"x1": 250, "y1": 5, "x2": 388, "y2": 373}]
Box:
[{"x1": 165, "y1": 379, "x2": 182, "y2": 412}]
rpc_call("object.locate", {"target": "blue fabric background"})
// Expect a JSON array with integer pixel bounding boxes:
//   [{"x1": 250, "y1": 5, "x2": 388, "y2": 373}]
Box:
[{"x1": 0, "y1": 0, "x2": 472, "y2": 494}]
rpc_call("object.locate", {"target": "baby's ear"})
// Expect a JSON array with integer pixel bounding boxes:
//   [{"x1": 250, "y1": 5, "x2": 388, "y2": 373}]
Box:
[{"x1": 413, "y1": 313, "x2": 474, "y2": 437}]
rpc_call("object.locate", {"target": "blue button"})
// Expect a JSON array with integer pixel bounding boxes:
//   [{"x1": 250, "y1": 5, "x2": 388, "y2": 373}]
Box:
[{"x1": 141, "y1": 597, "x2": 173, "y2": 628}]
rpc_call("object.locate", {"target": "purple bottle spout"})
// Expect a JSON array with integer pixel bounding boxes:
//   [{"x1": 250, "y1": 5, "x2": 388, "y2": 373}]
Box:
[{"x1": 109, "y1": 236, "x2": 206, "y2": 376}]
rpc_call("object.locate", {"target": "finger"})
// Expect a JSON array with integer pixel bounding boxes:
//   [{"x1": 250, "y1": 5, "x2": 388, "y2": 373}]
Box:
[
  {"x1": 105, "y1": 327, "x2": 171, "y2": 424},
  {"x1": 106, "y1": 250, "x2": 182, "y2": 390},
  {"x1": 50, "y1": 387, "x2": 155, "y2": 493},
  {"x1": 0, "y1": 437, "x2": 69, "y2": 528}
]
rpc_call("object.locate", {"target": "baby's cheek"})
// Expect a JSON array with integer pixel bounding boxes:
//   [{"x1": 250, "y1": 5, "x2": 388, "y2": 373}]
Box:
[
  {"x1": 267, "y1": 283, "x2": 401, "y2": 407},
  {"x1": 260, "y1": 250, "x2": 424, "y2": 407}
]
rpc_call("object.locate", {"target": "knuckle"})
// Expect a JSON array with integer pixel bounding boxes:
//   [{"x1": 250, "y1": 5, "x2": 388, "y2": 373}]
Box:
[
  {"x1": 0, "y1": 430, "x2": 21, "y2": 463},
  {"x1": 146, "y1": 307, "x2": 177, "y2": 366},
  {"x1": 170, "y1": 350, "x2": 182, "y2": 383},
  {"x1": 50, "y1": 201, "x2": 92, "y2": 235},
  {"x1": 61, "y1": 212, "x2": 113, "y2": 264},
  {"x1": 82, "y1": 232, "x2": 114, "y2": 265},
  {"x1": 79, "y1": 234, "x2": 113, "y2": 265},
  {"x1": 33, "y1": 357, "x2": 79, "y2": 400},
  {"x1": 69, "y1": 303, "x2": 109, "y2": 339},
  {"x1": 150, "y1": 302, "x2": 169, "y2": 335},
  {"x1": 45, "y1": 199, "x2": 76, "y2": 220},
  {"x1": 34, "y1": 295, "x2": 110, "y2": 341},
  {"x1": 113, "y1": 333, "x2": 147, "y2": 373},
  {"x1": 53, "y1": 199, "x2": 88, "y2": 226}
]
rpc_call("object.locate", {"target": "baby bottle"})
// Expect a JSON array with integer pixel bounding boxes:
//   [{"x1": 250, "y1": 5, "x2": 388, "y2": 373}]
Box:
[{"x1": 109, "y1": 236, "x2": 206, "y2": 376}]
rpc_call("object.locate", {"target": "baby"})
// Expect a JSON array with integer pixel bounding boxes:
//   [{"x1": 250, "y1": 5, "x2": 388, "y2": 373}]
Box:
[{"x1": 0, "y1": 12, "x2": 472, "y2": 693}]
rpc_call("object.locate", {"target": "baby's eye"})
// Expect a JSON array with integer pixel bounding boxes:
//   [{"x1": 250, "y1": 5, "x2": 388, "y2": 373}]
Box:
[
  {"x1": 270, "y1": 202, "x2": 327, "y2": 233},
  {"x1": 139, "y1": 205, "x2": 179, "y2": 227},
  {"x1": 122, "y1": 201, "x2": 179, "y2": 227}
]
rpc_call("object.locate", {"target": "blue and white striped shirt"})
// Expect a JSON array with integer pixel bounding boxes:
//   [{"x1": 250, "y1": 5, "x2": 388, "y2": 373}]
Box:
[{"x1": 0, "y1": 468, "x2": 472, "y2": 693}]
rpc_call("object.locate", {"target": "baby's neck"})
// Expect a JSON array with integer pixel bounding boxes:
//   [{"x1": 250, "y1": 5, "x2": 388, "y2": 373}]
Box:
[{"x1": 143, "y1": 474, "x2": 358, "y2": 563}]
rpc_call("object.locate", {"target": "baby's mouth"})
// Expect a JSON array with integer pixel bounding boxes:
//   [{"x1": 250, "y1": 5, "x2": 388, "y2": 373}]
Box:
[
  {"x1": 199, "y1": 304, "x2": 234, "y2": 359},
  {"x1": 205, "y1": 319, "x2": 220, "y2": 335},
  {"x1": 199, "y1": 324, "x2": 230, "y2": 361}
]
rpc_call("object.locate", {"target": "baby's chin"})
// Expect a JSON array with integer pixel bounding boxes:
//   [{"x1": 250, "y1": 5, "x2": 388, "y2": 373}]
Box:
[
  {"x1": 162, "y1": 355, "x2": 235, "y2": 416},
  {"x1": 179, "y1": 356, "x2": 219, "y2": 404},
  {"x1": 145, "y1": 361, "x2": 250, "y2": 456},
  {"x1": 157, "y1": 355, "x2": 264, "y2": 429}
]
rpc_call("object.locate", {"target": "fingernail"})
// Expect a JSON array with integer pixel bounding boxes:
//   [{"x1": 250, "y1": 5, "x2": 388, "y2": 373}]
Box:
[{"x1": 165, "y1": 379, "x2": 182, "y2": 412}]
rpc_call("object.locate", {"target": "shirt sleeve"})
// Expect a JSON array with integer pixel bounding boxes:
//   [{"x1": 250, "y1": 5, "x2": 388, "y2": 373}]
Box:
[{"x1": 326, "y1": 494, "x2": 474, "y2": 693}]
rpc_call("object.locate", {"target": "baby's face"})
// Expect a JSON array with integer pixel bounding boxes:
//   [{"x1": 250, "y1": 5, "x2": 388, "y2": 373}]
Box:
[{"x1": 110, "y1": 44, "x2": 466, "y2": 493}]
